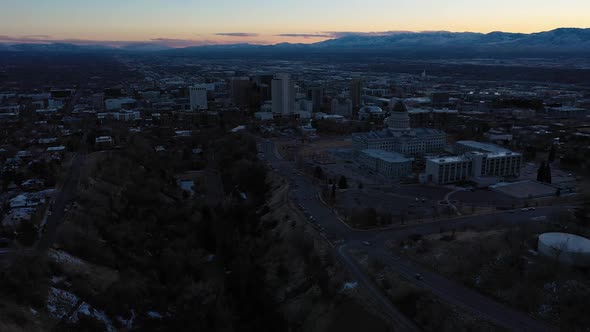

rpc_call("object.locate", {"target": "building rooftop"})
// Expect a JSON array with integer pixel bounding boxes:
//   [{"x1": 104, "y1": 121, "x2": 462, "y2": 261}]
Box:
[
  {"x1": 548, "y1": 106, "x2": 586, "y2": 112},
  {"x1": 359, "y1": 106, "x2": 383, "y2": 113},
  {"x1": 361, "y1": 149, "x2": 413, "y2": 163},
  {"x1": 408, "y1": 108, "x2": 431, "y2": 114},
  {"x1": 427, "y1": 156, "x2": 470, "y2": 164},
  {"x1": 456, "y1": 140, "x2": 511, "y2": 154},
  {"x1": 470, "y1": 151, "x2": 521, "y2": 158},
  {"x1": 433, "y1": 109, "x2": 459, "y2": 114}
]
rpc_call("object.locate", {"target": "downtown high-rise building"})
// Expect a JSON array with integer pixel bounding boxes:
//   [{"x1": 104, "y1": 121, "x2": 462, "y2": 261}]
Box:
[
  {"x1": 272, "y1": 73, "x2": 295, "y2": 114},
  {"x1": 189, "y1": 85, "x2": 208, "y2": 111},
  {"x1": 230, "y1": 77, "x2": 251, "y2": 107},
  {"x1": 331, "y1": 96, "x2": 352, "y2": 117},
  {"x1": 351, "y1": 77, "x2": 363, "y2": 109},
  {"x1": 307, "y1": 86, "x2": 324, "y2": 111}
]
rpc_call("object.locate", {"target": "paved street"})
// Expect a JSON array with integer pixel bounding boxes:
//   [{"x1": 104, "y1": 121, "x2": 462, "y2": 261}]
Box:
[
  {"x1": 260, "y1": 139, "x2": 559, "y2": 332},
  {"x1": 37, "y1": 87, "x2": 88, "y2": 252},
  {"x1": 36, "y1": 152, "x2": 86, "y2": 251}
]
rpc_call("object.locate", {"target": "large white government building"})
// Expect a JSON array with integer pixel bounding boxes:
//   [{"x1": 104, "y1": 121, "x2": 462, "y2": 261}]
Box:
[
  {"x1": 351, "y1": 101, "x2": 522, "y2": 185},
  {"x1": 426, "y1": 140, "x2": 522, "y2": 184},
  {"x1": 358, "y1": 149, "x2": 413, "y2": 180},
  {"x1": 353, "y1": 101, "x2": 447, "y2": 157}
]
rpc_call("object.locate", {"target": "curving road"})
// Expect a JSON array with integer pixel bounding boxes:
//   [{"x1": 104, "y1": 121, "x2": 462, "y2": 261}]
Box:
[
  {"x1": 36, "y1": 152, "x2": 86, "y2": 251},
  {"x1": 260, "y1": 139, "x2": 558, "y2": 332}
]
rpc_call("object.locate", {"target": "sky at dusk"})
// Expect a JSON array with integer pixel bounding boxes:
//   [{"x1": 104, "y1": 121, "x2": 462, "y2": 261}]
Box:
[{"x1": 1, "y1": 0, "x2": 589, "y2": 47}]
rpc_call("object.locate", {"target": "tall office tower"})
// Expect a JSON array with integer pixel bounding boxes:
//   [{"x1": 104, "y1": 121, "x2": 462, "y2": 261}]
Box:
[
  {"x1": 92, "y1": 93, "x2": 104, "y2": 110},
  {"x1": 307, "y1": 86, "x2": 324, "y2": 111},
  {"x1": 254, "y1": 74, "x2": 274, "y2": 100},
  {"x1": 258, "y1": 84, "x2": 270, "y2": 102},
  {"x1": 230, "y1": 77, "x2": 251, "y2": 106},
  {"x1": 331, "y1": 96, "x2": 352, "y2": 117},
  {"x1": 272, "y1": 73, "x2": 295, "y2": 114},
  {"x1": 189, "y1": 85, "x2": 208, "y2": 111},
  {"x1": 351, "y1": 77, "x2": 363, "y2": 109}
]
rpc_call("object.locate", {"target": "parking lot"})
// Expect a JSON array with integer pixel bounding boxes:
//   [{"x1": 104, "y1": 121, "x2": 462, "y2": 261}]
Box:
[
  {"x1": 520, "y1": 162, "x2": 577, "y2": 184},
  {"x1": 451, "y1": 188, "x2": 521, "y2": 207},
  {"x1": 335, "y1": 188, "x2": 455, "y2": 222}
]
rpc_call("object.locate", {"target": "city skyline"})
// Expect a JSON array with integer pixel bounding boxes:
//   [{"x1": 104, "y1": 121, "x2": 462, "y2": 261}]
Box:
[{"x1": 1, "y1": 0, "x2": 589, "y2": 47}]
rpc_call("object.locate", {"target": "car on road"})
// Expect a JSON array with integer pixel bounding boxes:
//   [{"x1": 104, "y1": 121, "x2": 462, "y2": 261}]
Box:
[
  {"x1": 414, "y1": 273, "x2": 424, "y2": 280},
  {"x1": 362, "y1": 241, "x2": 372, "y2": 246},
  {"x1": 530, "y1": 216, "x2": 547, "y2": 222}
]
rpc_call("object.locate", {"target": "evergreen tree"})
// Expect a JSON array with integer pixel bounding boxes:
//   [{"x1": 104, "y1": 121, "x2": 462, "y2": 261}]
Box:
[
  {"x1": 314, "y1": 166, "x2": 324, "y2": 179},
  {"x1": 330, "y1": 184, "x2": 336, "y2": 205},
  {"x1": 537, "y1": 161, "x2": 546, "y2": 182},
  {"x1": 548, "y1": 145, "x2": 557, "y2": 163},
  {"x1": 338, "y1": 175, "x2": 348, "y2": 189},
  {"x1": 16, "y1": 221, "x2": 37, "y2": 246}
]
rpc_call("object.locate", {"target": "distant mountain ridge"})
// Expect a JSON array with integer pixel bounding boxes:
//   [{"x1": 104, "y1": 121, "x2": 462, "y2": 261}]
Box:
[
  {"x1": 1, "y1": 28, "x2": 589, "y2": 57},
  {"x1": 312, "y1": 28, "x2": 590, "y2": 51}
]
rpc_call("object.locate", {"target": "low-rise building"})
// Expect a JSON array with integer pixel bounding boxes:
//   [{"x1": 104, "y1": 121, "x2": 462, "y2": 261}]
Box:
[
  {"x1": 254, "y1": 112, "x2": 274, "y2": 121},
  {"x1": 353, "y1": 128, "x2": 447, "y2": 157},
  {"x1": 425, "y1": 156, "x2": 473, "y2": 184},
  {"x1": 97, "y1": 110, "x2": 141, "y2": 121},
  {"x1": 546, "y1": 106, "x2": 587, "y2": 119},
  {"x1": 358, "y1": 106, "x2": 384, "y2": 121},
  {"x1": 105, "y1": 97, "x2": 137, "y2": 111},
  {"x1": 358, "y1": 149, "x2": 413, "y2": 180},
  {"x1": 95, "y1": 136, "x2": 113, "y2": 145},
  {"x1": 425, "y1": 149, "x2": 522, "y2": 185},
  {"x1": 454, "y1": 140, "x2": 511, "y2": 155}
]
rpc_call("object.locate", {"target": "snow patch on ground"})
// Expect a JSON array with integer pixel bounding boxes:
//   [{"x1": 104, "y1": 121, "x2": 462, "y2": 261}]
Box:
[
  {"x1": 147, "y1": 311, "x2": 163, "y2": 319},
  {"x1": 51, "y1": 275, "x2": 66, "y2": 284},
  {"x1": 71, "y1": 302, "x2": 116, "y2": 332},
  {"x1": 342, "y1": 281, "x2": 358, "y2": 290},
  {"x1": 116, "y1": 310, "x2": 136, "y2": 330},
  {"x1": 46, "y1": 287, "x2": 80, "y2": 320},
  {"x1": 340, "y1": 281, "x2": 358, "y2": 292},
  {"x1": 49, "y1": 249, "x2": 85, "y2": 266}
]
